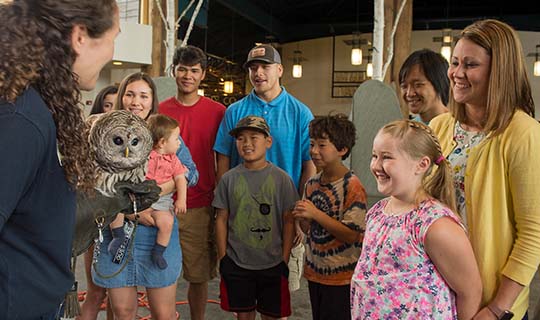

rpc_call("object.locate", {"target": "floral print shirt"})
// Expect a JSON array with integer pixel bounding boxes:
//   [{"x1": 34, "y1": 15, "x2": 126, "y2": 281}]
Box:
[
  {"x1": 447, "y1": 122, "x2": 485, "y2": 227},
  {"x1": 350, "y1": 198, "x2": 461, "y2": 320}
]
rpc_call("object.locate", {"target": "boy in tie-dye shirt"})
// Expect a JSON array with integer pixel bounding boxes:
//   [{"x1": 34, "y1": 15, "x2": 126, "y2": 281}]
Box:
[{"x1": 293, "y1": 114, "x2": 366, "y2": 320}]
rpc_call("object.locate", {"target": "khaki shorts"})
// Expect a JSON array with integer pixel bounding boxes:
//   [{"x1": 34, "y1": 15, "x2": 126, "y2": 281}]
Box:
[{"x1": 177, "y1": 206, "x2": 217, "y2": 283}]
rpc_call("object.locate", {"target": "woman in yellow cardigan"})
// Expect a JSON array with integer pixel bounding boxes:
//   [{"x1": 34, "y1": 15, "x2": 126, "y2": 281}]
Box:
[{"x1": 431, "y1": 19, "x2": 540, "y2": 320}]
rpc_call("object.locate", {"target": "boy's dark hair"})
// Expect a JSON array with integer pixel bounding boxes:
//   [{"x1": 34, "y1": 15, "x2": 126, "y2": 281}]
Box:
[
  {"x1": 398, "y1": 49, "x2": 450, "y2": 105},
  {"x1": 309, "y1": 113, "x2": 356, "y2": 160},
  {"x1": 172, "y1": 45, "x2": 207, "y2": 70}
]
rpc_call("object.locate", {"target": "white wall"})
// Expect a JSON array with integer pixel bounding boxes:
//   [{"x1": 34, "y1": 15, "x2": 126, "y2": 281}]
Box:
[
  {"x1": 281, "y1": 35, "x2": 365, "y2": 116},
  {"x1": 114, "y1": 21, "x2": 152, "y2": 65},
  {"x1": 281, "y1": 29, "x2": 540, "y2": 119},
  {"x1": 81, "y1": 20, "x2": 151, "y2": 116}
]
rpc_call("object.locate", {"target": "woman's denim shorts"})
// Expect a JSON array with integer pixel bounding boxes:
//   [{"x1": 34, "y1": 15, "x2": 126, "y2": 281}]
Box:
[{"x1": 92, "y1": 217, "x2": 182, "y2": 288}]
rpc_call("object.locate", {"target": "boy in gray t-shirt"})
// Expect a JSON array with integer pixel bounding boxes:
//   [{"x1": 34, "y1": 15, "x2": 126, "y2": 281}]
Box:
[{"x1": 213, "y1": 115, "x2": 297, "y2": 319}]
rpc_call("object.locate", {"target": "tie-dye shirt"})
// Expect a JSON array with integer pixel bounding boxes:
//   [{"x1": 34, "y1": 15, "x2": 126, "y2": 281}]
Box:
[
  {"x1": 350, "y1": 198, "x2": 461, "y2": 319},
  {"x1": 303, "y1": 171, "x2": 367, "y2": 285}
]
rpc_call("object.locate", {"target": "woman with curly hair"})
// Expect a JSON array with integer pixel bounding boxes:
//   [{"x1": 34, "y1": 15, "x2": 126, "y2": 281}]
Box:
[{"x1": 0, "y1": 0, "x2": 119, "y2": 318}]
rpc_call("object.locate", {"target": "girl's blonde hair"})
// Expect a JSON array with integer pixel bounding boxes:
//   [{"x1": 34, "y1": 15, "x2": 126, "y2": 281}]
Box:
[{"x1": 379, "y1": 120, "x2": 456, "y2": 213}]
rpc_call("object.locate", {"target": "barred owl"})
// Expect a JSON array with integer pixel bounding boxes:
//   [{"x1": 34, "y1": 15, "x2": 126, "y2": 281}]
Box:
[{"x1": 88, "y1": 110, "x2": 153, "y2": 196}]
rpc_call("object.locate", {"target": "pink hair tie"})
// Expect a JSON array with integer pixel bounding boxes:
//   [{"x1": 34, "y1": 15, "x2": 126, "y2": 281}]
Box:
[{"x1": 435, "y1": 155, "x2": 445, "y2": 165}]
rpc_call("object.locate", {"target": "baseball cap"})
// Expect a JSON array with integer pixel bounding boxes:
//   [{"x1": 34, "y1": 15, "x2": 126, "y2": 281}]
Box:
[
  {"x1": 229, "y1": 115, "x2": 271, "y2": 137},
  {"x1": 243, "y1": 44, "x2": 282, "y2": 68}
]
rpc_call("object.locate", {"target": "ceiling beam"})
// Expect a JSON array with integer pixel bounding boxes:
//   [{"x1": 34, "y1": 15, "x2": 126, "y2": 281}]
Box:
[{"x1": 213, "y1": 0, "x2": 286, "y2": 38}]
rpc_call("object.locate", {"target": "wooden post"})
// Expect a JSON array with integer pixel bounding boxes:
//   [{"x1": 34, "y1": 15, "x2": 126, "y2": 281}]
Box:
[{"x1": 143, "y1": 0, "x2": 167, "y2": 77}]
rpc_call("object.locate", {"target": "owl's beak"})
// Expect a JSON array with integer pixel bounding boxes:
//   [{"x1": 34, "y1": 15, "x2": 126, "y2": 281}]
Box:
[{"x1": 125, "y1": 147, "x2": 129, "y2": 157}]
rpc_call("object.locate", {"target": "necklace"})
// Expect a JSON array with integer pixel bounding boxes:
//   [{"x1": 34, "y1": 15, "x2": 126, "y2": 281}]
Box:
[{"x1": 453, "y1": 121, "x2": 486, "y2": 152}]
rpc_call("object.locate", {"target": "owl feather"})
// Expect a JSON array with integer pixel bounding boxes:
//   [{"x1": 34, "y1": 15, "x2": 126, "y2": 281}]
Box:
[{"x1": 88, "y1": 110, "x2": 153, "y2": 197}]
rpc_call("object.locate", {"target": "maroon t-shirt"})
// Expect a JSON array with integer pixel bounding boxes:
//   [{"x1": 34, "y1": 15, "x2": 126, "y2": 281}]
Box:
[{"x1": 159, "y1": 96, "x2": 225, "y2": 208}]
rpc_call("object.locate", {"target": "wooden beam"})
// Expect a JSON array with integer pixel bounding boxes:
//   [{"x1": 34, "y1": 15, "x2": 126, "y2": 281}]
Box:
[{"x1": 143, "y1": 0, "x2": 168, "y2": 77}]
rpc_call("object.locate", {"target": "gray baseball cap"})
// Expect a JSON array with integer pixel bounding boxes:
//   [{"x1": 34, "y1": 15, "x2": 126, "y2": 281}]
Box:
[{"x1": 243, "y1": 44, "x2": 282, "y2": 68}]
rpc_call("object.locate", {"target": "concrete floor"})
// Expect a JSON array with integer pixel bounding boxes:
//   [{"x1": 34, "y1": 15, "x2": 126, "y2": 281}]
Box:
[
  {"x1": 75, "y1": 255, "x2": 312, "y2": 320},
  {"x1": 75, "y1": 256, "x2": 540, "y2": 320}
]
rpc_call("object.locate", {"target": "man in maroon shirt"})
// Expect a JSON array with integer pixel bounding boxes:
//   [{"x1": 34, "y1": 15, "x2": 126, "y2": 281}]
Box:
[{"x1": 159, "y1": 45, "x2": 225, "y2": 320}]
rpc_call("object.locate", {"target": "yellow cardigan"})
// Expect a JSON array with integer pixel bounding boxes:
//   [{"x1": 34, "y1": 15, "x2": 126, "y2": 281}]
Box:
[{"x1": 430, "y1": 111, "x2": 540, "y2": 318}]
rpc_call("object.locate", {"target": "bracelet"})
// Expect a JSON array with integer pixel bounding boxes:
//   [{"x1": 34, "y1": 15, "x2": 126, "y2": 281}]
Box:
[
  {"x1": 486, "y1": 304, "x2": 500, "y2": 318},
  {"x1": 487, "y1": 303, "x2": 514, "y2": 320}
]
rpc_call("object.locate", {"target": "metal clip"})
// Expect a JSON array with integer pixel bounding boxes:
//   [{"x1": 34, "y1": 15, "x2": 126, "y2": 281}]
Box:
[{"x1": 95, "y1": 216, "x2": 105, "y2": 243}]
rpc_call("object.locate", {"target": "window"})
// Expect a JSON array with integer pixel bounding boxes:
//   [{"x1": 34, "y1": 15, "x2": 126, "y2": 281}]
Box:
[{"x1": 117, "y1": 0, "x2": 140, "y2": 23}]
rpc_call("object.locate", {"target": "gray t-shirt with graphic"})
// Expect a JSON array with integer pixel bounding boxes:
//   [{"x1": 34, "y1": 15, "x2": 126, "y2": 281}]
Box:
[{"x1": 213, "y1": 163, "x2": 299, "y2": 270}]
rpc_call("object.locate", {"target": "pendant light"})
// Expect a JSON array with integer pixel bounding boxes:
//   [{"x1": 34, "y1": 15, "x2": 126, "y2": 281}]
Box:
[
  {"x1": 440, "y1": 29, "x2": 452, "y2": 62},
  {"x1": 534, "y1": 45, "x2": 540, "y2": 77},
  {"x1": 292, "y1": 49, "x2": 303, "y2": 78}
]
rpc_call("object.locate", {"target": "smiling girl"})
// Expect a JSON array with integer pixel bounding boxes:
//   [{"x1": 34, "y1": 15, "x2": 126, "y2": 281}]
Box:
[{"x1": 350, "y1": 120, "x2": 482, "y2": 320}]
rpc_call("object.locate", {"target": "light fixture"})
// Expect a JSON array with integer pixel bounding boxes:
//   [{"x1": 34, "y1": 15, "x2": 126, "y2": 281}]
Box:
[
  {"x1": 292, "y1": 49, "x2": 304, "y2": 78},
  {"x1": 197, "y1": 88, "x2": 205, "y2": 96},
  {"x1": 223, "y1": 80, "x2": 233, "y2": 94},
  {"x1": 351, "y1": 0, "x2": 362, "y2": 66},
  {"x1": 292, "y1": 64, "x2": 302, "y2": 78},
  {"x1": 223, "y1": 13, "x2": 235, "y2": 94},
  {"x1": 366, "y1": 50, "x2": 373, "y2": 77},
  {"x1": 440, "y1": 29, "x2": 453, "y2": 62},
  {"x1": 112, "y1": 61, "x2": 123, "y2": 66},
  {"x1": 351, "y1": 32, "x2": 363, "y2": 65},
  {"x1": 535, "y1": 45, "x2": 540, "y2": 77}
]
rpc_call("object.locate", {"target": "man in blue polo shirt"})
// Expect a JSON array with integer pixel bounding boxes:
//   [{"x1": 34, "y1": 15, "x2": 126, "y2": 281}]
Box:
[
  {"x1": 214, "y1": 44, "x2": 315, "y2": 191},
  {"x1": 214, "y1": 44, "x2": 316, "y2": 294}
]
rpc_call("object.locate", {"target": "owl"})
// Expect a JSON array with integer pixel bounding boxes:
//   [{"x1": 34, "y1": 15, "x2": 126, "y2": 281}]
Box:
[{"x1": 88, "y1": 110, "x2": 153, "y2": 197}]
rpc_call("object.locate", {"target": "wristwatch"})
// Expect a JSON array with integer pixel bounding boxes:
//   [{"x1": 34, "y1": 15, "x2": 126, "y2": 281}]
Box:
[{"x1": 487, "y1": 303, "x2": 514, "y2": 320}]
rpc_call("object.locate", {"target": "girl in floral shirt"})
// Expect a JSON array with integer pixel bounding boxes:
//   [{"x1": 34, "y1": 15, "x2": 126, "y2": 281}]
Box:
[{"x1": 350, "y1": 120, "x2": 482, "y2": 319}]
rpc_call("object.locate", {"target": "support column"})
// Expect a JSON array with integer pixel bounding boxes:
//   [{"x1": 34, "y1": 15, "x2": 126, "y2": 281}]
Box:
[{"x1": 144, "y1": 0, "x2": 167, "y2": 77}]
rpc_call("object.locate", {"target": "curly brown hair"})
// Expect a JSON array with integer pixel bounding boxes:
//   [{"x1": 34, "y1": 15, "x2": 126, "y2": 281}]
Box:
[{"x1": 0, "y1": 0, "x2": 117, "y2": 192}]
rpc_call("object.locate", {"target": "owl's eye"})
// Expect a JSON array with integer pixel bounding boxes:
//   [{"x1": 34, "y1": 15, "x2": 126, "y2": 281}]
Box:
[
  {"x1": 113, "y1": 137, "x2": 124, "y2": 145},
  {"x1": 131, "y1": 138, "x2": 139, "y2": 146}
]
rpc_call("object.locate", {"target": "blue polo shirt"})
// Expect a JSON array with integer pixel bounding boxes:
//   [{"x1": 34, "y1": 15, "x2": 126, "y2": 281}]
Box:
[
  {"x1": 0, "y1": 88, "x2": 76, "y2": 318},
  {"x1": 214, "y1": 87, "x2": 313, "y2": 188}
]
